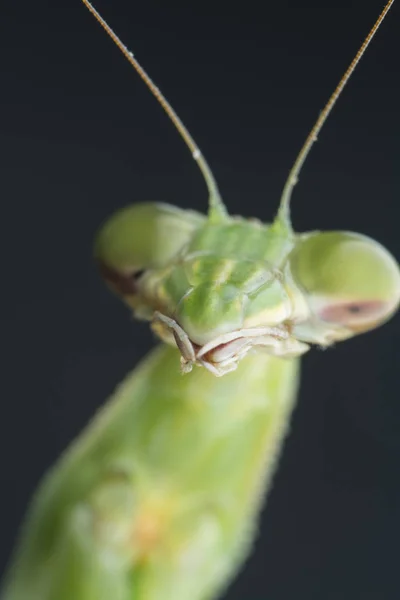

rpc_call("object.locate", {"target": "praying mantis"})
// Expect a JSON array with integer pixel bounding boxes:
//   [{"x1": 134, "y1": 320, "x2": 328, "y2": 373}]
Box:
[{"x1": 1, "y1": 0, "x2": 399, "y2": 598}]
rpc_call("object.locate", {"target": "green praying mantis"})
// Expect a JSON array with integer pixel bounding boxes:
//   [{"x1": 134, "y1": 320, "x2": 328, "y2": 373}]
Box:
[{"x1": 1, "y1": 1, "x2": 399, "y2": 599}]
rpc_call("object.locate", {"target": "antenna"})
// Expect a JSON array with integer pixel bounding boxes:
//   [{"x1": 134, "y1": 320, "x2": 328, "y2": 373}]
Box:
[
  {"x1": 276, "y1": 0, "x2": 395, "y2": 229},
  {"x1": 81, "y1": 0, "x2": 227, "y2": 222}
]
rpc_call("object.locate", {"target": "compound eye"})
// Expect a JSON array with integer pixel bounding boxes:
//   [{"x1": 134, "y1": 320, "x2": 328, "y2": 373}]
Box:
[
  {"x1": 94, "y1": 202, "x2": 205, "y2": 298},
  {"x1": 95, "y1": 202, "x2": 205, "y2": 273},
  {"x1": 290, "y1": 231, "x2": 400, "y2": 335}
]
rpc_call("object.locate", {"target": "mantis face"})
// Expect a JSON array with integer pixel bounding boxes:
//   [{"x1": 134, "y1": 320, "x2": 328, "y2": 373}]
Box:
[{"x1": 95, "y1": 203, "x2": 400, "y2": 376}]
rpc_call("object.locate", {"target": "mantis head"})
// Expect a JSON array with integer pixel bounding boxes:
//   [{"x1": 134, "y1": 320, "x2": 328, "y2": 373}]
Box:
[{"x1": 95, "y1": 201, "x2": 400, "y2": 376}]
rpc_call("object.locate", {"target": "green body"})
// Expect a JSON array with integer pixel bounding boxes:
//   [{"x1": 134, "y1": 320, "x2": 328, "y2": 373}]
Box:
[{"x1": 1, "y1": 346, "x2": 298, "y2": 600}]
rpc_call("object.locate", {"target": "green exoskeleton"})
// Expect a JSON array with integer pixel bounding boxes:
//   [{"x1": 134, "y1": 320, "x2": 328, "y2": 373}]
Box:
[{"x1": 1, "y1": 1, "x2": 399, "y2": 599}]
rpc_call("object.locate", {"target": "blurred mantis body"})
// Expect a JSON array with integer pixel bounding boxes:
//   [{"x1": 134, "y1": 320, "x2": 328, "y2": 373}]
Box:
[{"x1": 1, "y1": 1, "x2": 399, "y2": 599}]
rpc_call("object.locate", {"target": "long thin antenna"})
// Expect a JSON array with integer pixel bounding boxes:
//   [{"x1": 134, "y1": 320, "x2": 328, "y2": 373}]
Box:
[
  {"x1": 81, "y1": 0, "x2": 227, "y2": 222},
  {"x1": 277, "y1": 0, "x2": 395, "y2": 229}
]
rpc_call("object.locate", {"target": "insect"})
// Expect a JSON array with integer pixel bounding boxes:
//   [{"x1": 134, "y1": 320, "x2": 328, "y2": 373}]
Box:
[{"x1": 1, "y1": 1, "x2": 398, "y2": 599}]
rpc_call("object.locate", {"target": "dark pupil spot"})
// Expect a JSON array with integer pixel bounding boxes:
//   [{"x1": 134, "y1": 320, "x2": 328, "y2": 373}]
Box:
[
  {"x1": 131, "y1": 269, "x2": 146, "y2": 281},
  {"x1": 97, "y1": 260, "x2": 145, "y2": 295},
  {"x1": 347, "y1": 304, "x2": 362, "y2": 314}
]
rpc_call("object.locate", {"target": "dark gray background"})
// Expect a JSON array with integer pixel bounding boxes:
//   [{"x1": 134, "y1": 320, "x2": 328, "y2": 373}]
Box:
[{"x1": 1, "y1": 1, "x2": 399, "y2": 598}]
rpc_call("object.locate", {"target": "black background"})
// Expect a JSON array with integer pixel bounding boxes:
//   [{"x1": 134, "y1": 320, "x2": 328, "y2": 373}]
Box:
[{"x1": 1, "y1": 1, "x2": 399, "y2": 599}]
